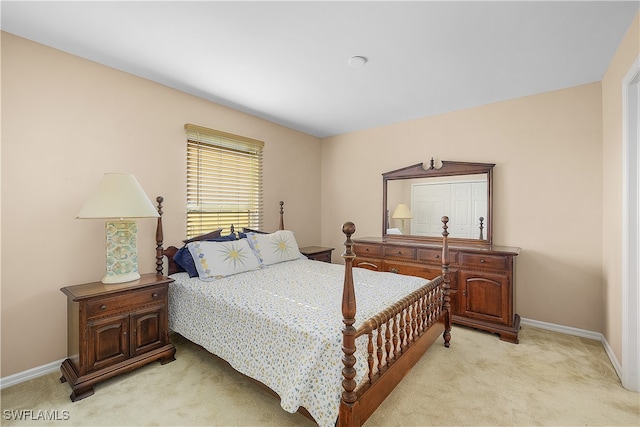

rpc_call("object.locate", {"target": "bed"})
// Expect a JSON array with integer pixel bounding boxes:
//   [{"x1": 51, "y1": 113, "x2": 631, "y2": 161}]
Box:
[{"x1": 154, "y1": 197, "x2": 452, "y2": 427}]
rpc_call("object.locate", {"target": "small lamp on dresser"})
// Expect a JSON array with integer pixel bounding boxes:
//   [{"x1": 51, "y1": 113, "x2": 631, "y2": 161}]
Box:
[
  {"x1": 77, "y1": 173, "x2": 159, "y2": 284},
  {"x1": 392, "y1": 203, "x2": 413, "y2": 234}
]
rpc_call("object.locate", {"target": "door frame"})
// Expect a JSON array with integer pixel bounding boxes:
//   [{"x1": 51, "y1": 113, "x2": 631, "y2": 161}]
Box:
[{"x1": 621, "y1": 54, "x2": 639, "y2": 392}]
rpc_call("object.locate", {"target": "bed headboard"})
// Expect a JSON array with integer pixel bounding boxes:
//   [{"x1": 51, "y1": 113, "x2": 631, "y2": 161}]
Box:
[{"x1": 155, "y1": 197, "x2": 286, "y2": 276}]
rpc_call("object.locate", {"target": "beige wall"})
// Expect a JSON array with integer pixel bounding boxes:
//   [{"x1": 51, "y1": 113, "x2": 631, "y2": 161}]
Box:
[
  {"x1": 0, "y1": 32, "x2": 321, "y2": 377},
  {"x1": 321, "y1": 82, "x2": 604, "y2": 334},
  {"x1": 601, "y1": 12, "x2": 639, "y2": 363}
]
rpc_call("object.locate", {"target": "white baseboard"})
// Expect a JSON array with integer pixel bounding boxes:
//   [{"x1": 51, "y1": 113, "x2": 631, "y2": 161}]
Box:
[
  {"x1": 521, "y1": 317, "x2": 623, "y2": 380},
  {"x1": 0, "y1": 358, "x2": 65, "y2": 390},
  {"x1": 1, "y1": 319, "x2": 624, "y2": 390}
]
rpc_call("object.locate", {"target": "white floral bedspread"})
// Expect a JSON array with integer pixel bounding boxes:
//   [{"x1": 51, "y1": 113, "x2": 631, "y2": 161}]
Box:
[{"x1": 168, "y1": 258, "x2": 432, "y2": 426}]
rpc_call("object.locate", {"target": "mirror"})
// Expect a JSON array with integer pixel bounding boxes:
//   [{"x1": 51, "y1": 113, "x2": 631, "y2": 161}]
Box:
[{"x1": 383, "y1": 160, "x2": 495, "y2": 245}]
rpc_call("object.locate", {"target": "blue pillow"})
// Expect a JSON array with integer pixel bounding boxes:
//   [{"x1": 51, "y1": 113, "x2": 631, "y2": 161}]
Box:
[
  {"x1": 173, "y1": 246, "x2": 198, "y2": 277},
  {"x1": 173, "y1": 233, "x2": 240, "y2": 277}
]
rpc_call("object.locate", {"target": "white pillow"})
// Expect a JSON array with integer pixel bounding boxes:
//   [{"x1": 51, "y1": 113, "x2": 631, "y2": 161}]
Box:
[
  {"x1": 187, "y1": 239, "x2": 261, "y2": 280},
  {"x1": 248, "y1": 230, "x2": 302, "y2": 266}
]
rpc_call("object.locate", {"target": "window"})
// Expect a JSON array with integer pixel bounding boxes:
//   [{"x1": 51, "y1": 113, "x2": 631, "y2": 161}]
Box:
[{"x1": 185, "y1": 124, "x2": 264, "y2": 239}]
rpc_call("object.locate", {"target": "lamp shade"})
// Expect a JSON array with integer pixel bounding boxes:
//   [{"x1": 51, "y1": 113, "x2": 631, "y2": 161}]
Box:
[
  {"x1": 392, "y1": 203, "x2": 413, "y2": 220},
  {"x1": 77, "y1": 173, "x2": 159, "y2": 219}
]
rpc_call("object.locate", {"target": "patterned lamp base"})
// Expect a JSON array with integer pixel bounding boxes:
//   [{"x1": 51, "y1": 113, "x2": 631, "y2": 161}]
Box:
[{"x1": 103, "y1": 220, "x2": 140, "y2": 284}]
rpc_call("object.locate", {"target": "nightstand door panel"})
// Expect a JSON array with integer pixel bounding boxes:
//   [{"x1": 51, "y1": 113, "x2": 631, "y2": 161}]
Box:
[
  {"x1": 87, "y1": 313, "x2": 129, "y2": 372},
  {"x1": 130, "y1": 306, "x2": 165, "y2": 357}
]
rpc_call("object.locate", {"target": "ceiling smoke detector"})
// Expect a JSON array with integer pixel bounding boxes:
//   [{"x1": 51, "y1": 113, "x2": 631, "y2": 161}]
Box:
[{"x1": 348, "y1": 56, "x2": 368, "y2": 68}]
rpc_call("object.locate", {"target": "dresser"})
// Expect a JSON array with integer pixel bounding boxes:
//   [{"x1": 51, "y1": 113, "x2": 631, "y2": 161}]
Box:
[
  {"x1": 353, "y1": 237, "x2": 520, "y2": 343},
  {"x1": 59, "y1": 273, "x2": 176, "y2": 401}
]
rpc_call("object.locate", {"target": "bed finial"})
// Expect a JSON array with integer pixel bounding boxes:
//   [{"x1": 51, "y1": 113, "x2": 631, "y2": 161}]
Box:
[
  {"x1": 342, "y1": 221, "x2": 356, "y2": 239},
  {"x1": 155, "y1": 196, "x2": 164, "y2": 275},
  {"x1": 279, "y1": 201, "x2": 285, "y2": 230},
  {"x1": 441, "y1": 215, "x2": 451, "y2": 347}
]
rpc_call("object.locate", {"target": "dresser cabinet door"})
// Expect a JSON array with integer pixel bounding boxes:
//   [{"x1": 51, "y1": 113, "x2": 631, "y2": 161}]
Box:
[
  {"x1": 458, "y1": 270, "x2": 511, "y2": 326},
  {"x1": 87, "y1": 313, "x2": 129, "y2": 372},
  {"x1": 130, "y1": 306, "x2": 166, "y2": 357}
]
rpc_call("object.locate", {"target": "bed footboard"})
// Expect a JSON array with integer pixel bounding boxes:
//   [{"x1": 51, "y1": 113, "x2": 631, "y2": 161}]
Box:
[{"x1": 338, "y1": 218, "x2": 451, "y2": 427}]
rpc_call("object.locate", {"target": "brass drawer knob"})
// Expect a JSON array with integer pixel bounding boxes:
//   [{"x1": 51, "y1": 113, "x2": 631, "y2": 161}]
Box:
[
  {"x1": 389, "y1": 268, "x2": 399, "y2": 274},
  {"x1": 100, "y1": 305, "x2": 106, "y2": 310},
  {"x1": 152, "y1": 293, "x2": 158, "y2": 298}
]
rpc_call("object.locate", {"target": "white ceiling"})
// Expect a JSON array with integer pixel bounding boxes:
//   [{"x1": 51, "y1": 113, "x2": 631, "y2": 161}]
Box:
[{"x1": 2, "y1": 1, "x2": 638, "y2": 138}]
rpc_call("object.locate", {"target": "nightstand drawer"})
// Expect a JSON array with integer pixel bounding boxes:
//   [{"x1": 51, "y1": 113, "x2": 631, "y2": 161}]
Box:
[
  {"x1": 86, "y1": 285, "x2": 166, "y2": 318},
  {"x1": 311, "y1": 252, "x2": 332, "y2": 263},
  {"x1": 299, "y1": 246, "x2": 334, "y2": 263}
]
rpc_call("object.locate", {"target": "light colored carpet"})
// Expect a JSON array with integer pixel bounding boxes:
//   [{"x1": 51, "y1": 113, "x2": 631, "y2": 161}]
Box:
[{"x1": 2, "y1": 325, "x2": 638, "y2": 426}]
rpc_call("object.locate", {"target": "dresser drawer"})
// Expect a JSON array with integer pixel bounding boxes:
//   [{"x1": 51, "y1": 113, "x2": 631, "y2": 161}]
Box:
[
  {"x1": 354, "y1": 258, "x2": 382, "y2": 271},
  {"x1": 383, "y1": 260, "x2": 440, "y2": 280},
  {"x1": 417, "y1": 249, "x2": 458, "y2": 264},
  {"x1": 459, "y1": 253, "x2": 507, "y2": 270},
  {"x1": 85, "y1": 286, "x2": 166, "y2": 318},
  {"x1": 355, "y1": 243, "x2": 382, "y2": 257},
  {"x1": 383, "y1": 246, "x2": 416, "y2": 260}
]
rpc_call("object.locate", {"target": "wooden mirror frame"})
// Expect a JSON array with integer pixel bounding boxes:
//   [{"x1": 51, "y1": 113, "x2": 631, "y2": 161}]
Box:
[{"x1": 383, "y1": 160, "x2": 495, "y2": 246}]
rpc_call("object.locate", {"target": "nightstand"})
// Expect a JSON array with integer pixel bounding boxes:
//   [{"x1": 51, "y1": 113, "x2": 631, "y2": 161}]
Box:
[
  {"x1": 300, "y1": 246, "x2": 335, "y2": 263},
  {"x1": 59, "y1": 273, "x2": 176, "y2": 401}
]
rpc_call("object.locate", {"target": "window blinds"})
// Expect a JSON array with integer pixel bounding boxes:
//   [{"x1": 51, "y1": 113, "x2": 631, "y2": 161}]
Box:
[{"x1": 185, "y1": 124, "x2": 264, "y2": 238}]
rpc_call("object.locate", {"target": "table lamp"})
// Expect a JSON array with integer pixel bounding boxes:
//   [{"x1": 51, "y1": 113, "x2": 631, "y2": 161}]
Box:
[
  {"x1": 77, "y1": 173, "x2": 159, "y2": 284},
  {"x1": 392, "y1": 203, "x2": 413, "y2": 234}
]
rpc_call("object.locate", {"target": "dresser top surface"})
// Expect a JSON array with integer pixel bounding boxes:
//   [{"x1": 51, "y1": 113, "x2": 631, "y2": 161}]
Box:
[{"x1": 353, "y1": 237, "x2": 520, "y2": 256}]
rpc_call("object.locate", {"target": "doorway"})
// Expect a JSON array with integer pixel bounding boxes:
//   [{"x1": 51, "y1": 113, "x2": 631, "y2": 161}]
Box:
[{"x1": 622, "y1": 55, "x2": 639, "y2": 392}]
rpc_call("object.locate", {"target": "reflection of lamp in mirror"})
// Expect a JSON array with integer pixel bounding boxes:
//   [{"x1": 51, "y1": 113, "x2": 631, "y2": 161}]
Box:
[
  {"x1": 392, "y1": 203, "x2": 413, "y2": 234},
  {"x1": 77, "y1": 173, "x2": 159, "y2": 284}
]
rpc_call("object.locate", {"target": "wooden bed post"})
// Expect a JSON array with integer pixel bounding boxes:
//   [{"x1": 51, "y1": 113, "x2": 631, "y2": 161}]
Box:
[
  {"x1": 339, "y1": 221, "x2": 359, "y2": 427},
  {"x1": 441, "y1": 216, "x2": 452, "y2": 347},
  {"x1": 155, "y1": 196, "x2": 164, "y2": 275},
  {"x1": 279, "y1": 201, "x2": 285, "y2": 230}
]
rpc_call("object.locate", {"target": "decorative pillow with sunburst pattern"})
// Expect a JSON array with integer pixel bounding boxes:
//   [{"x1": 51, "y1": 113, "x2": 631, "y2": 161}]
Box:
[
  {"x1": 248, "y1": 230, "x2": 303, "y2": 266},
  {"x1": 187, "y1": 239, "x2": 261, "y2": 280}
]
